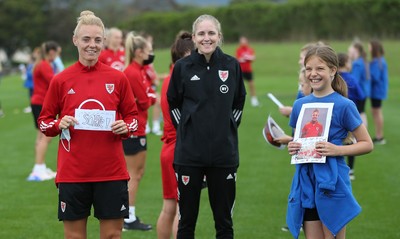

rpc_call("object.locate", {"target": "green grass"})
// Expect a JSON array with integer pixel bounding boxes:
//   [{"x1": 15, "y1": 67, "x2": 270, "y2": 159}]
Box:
[{"x1": 0, "y1": 41, "x2": 399, "y2": 238}]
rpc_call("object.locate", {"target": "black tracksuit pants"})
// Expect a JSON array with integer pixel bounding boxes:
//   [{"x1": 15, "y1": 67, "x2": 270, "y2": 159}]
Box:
[{"x1": 175, "y1": 165, "x2": 237, "y2": 239}]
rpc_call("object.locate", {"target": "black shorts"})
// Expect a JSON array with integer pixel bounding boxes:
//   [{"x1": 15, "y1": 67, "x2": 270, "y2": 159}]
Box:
[
  {"x1": 242, "y1": 72, "x2": 253, "y2": 81},
  {"x1": 122, "y1": 136, "x2": 147, "y2": 155},
  {"x1": 31, "y1": 104, "x2": 42, "y2": 129},
  {"x1": 303, "y1": 208, "x2": 320, "y2": 221},
  {"x1": 58, "y1": 180, "x2": 129, "y2": 221},
  {"x1": 371, "y1": 98, "x2": 382, "y2": 108},
  {"x1": 354, "y1": 99, "x2": 366, "y2": 113}
]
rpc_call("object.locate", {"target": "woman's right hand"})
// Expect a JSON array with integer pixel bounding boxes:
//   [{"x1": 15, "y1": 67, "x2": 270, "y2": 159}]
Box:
[
  {"x1": 288, "y1": 141, "x2": 302, "y2": 155},
  {"x1": 59, "y1": 115, "x2": 78, "y2": 130}
]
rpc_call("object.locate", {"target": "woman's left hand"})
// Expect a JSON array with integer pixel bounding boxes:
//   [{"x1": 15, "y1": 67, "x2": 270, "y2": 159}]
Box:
[
  {"x1": 315, "y1": 141, "x2": 339, "y2": 156},
  {"x1": 111, "y1": 120, "x2": 128, "y2": 135}
]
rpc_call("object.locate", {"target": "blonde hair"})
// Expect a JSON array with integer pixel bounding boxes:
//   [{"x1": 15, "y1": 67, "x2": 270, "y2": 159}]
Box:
[
  {"x1": 73, "y1": 10, "x2": 105, "y2": 37},
  {"x1": 192, "y1": 14, "x2": 223, "y2": 46},
  {"x1": 124, "y1": 31, "x2": 149, "y2": 67}
]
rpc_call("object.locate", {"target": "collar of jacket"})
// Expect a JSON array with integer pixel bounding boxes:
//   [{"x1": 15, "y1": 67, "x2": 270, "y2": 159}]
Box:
[{"x1": 190, "y1": 47, "x2": 223, "y2": 67}]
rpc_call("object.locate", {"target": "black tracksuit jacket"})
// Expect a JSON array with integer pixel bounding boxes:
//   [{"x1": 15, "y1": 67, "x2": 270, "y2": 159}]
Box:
[{"x1": 167, "y1": 47, "x2": 246, "y2": 168}]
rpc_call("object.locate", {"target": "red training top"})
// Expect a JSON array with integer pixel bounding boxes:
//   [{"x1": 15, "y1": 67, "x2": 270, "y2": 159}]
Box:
[
  {"x1": 98, "y1": 47, "x2": 125, "y2": 71},
  {"x1": 38, "y1": 61, "x2": 138, "y2": 183},
  {"x1": 161, "y1": 66, "x2": 176, "y2": 144},
  {"x1": 301, "y1": 122, "x2": 324, "y2": 138},
  {"x1": 143, "y1": 64, "x2": 158, "y2": 85},
  {"x1": 124, "y1": 61, "x2": 156, "y2": 136},
  {"x1": 236, "y1": 44, "x2": 255, "y2": 73},
  {"x1": 31, "y1": 60, "x2": 54, "y2": 105}
]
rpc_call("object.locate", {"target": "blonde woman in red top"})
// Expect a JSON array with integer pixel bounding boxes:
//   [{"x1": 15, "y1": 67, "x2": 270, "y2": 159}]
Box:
[
  {"x1": 27, "y1": 41, "x2": 59, "y2": 181},
  {"x1": 38, "y1": 10, "x2": 138, "y2": 238},
  {"x1": 122, "y1": 32, "x2": 156, "y2": 231}
]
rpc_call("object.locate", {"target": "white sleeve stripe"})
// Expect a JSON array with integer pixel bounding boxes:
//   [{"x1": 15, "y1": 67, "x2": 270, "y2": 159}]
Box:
[
  {"x1": 235, "y1": 111, "x2": 242, "y2": 122},
  {"x1": 175, "y1": 109, "x2": 181, "y2": 118},
  {"x1": 233, "y1": 111, "x2": 239, "y2": 119},
  {"x1": 172, "y1": 109, "x2": 180, "y2": 124},
  {"x1": 174, "y1": 109, "x2": 181, "y2": 119}
]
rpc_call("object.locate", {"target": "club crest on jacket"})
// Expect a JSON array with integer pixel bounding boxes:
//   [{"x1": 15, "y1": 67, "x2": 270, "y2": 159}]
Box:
[{"x1": 218, "y1": 70, "x2": 229, "y2": 82}]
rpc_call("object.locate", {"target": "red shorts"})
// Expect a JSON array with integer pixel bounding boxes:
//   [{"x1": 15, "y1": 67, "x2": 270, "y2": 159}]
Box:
[{"x1": 160, "y1": 142, "x2": 178, "y2": 200}]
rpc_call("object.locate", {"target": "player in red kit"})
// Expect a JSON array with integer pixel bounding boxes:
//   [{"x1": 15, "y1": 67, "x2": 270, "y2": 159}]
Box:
[
  {"x1": 27, "y1": 41, "x2": 59, "y2": 181},
  {"x1": 156, "y1": 31, "x2": 195, "y2": 239},
  {"x1": 301, "y1": 109, "x2": 324, "y2": 138},
  {"x1": 122, "y1": 32, "x2": 156, "y2": 231},
  {"x1": 236, "y1": 36, "x2": 259, "y2": 106},
  {"x1": 99, "y1": 27, "x2": 125, "y2": 71},
  {"x1": 38, "y1": 11, "x2": 138, "y2": 239}
]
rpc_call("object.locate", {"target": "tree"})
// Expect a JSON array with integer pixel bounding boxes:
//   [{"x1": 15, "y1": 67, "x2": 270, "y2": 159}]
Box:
[{"x1": 0, "y1": 0, "x2": 50, "y2": 55}]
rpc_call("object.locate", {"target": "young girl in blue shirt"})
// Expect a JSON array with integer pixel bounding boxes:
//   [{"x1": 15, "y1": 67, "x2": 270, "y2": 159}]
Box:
[
  {"x1": 287, "y1": 45, "x2": 373, "y2": 239},
  {"x1": 348, "y1": 42, "x2": 369, "y2": 125},
  {"x1": 369, "y1": 40, "x2": 388, "y2": 145},
  {"x1": 337, "y1": 52, "x2": 365, "y2": 180}
]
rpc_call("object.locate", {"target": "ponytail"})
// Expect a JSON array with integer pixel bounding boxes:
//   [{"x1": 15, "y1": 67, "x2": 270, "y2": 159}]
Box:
[
  {"x1": 332, "y1": 73, "x2": 348, "y2": 98},
  {"x1": 124, "y1": 31, "x2": 148, "y2": 67}
]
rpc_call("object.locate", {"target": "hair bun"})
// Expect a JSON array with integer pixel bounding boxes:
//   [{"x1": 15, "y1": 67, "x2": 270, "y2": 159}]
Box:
[
  {"x1": 179, "y1": 32, "x2": 192, "y2": 40},
  {"x1": 80, "y1": 10, "x2": 94, "y2": 17}
]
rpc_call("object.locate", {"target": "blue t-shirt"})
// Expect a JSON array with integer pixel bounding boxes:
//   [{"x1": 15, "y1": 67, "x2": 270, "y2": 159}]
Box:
[
  {"x1": 24, "y1": 63, "x2": 34, "y2": 89},
  {"x1": 290, "y1": 92, "x2": 362, "y2": 146},
  {"x1": 351, "y1": 57, "x2": 369, "y2": 98},
  {"x1": 370, "y1": 57, "x2": 389, "y2": 100},
  {"x1": 339, "y1": 72, "x2": 365, "y2": 102}
]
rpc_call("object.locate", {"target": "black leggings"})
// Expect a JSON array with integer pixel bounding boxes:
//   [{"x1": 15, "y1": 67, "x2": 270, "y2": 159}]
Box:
[{"x1": 175, "y1": 165, "x2": 237, "y2": 239}]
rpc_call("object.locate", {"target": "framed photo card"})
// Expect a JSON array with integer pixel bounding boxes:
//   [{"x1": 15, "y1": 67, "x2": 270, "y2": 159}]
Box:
[{"x1": 291, "y1": 103, "x2": 334, "y2": 164}]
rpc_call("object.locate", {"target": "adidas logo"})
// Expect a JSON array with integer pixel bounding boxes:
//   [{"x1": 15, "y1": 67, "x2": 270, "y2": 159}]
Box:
[
  {"x1": 120, "y1": 204, "x2": 126, "y2": 211},
  {"x1": 67, "y1": 88, "x2": 75, "y2": 94},
  {"x1": 226, "y1": 174, "x2": 234, "y2": 180},
  {"x1": 190, "y1": 75, "x2": 200, "y2": 81}
]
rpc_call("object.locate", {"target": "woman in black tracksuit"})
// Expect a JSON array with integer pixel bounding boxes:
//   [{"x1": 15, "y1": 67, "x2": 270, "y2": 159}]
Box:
[{"x1": 167, "y1": 15, "x2": 246, "y2": 239}]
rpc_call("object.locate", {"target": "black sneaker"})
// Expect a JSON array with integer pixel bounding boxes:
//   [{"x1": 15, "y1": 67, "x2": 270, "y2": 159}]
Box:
[
  {"x1": 123, "y1": 217, "x2": 152, "y2": 231},
  {"x1": 373, "y1": 137, "x2": 386, "y2": 145}
]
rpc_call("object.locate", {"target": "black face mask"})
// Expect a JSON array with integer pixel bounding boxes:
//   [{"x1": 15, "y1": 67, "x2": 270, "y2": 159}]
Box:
[{"x1": 143, "y1": 54, "x2": 155, "y2": 65}]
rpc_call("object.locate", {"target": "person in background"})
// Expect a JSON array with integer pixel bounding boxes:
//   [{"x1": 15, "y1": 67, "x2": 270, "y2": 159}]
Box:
[
  {"x1": 168, "y1": 14, "x2": 246, "y2": 239},
  {"x1": 279, "y1": 42, "x2": 321, "y2": 117},
  {"x1": 23, "y1": 47, "x2": 41, "y2": 113},
  {"x1": 122, "y1": 31, "x2": 156, "y2": 231},
  {"x1": 27, "y1": 41, "x2": 59, "y2": 181},
  {"x1": 157, "y1": 30, "x2": 195, "y2": 239},
  {"x1": 38, "y1": 10, "x2": 138, "y2": 238},
  {"x1": 287, "y1": 45, "x2": 373, "y2": 239},
  {"x1": 142, "y1": 33, "x2": 164, "y2": 136},
  {"x1": 53, "y1": 45, "x2": 65, "y2": 74},
  {"x1": 236, "y1": 36, "x2": 259, "y2": 107},
  {"x1": 368, "y1": 40, "x2": 388, "y2": 145},
  {"x1": 338, "y1": 52, "x2": 365, "y2": 180},
  {"x1": 99, "y1": 27, "x2": 125, "y2": 71},
  {"x1": 348, "y1": 41, "x2": 369, "y2": 126}
]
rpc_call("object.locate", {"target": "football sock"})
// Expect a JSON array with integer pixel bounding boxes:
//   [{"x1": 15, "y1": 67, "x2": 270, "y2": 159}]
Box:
[
  {"x1": 124, "y1": 206, "x2": 137, "y2": 223},
  {"x1": 33, "y1": 164, "x2": 46, "y2": 174}
]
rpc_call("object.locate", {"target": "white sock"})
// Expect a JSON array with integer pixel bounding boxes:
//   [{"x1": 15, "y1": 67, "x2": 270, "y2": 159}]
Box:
[
  {"x1": 124, "y1": 206, "x2": 136, "y2": 223},
  {"x1": 152, "y1": 120, "x2": 160, "y2": 132},
  {"x1": 33, "y1": 164, "x2": 46, "y2": 174}
]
